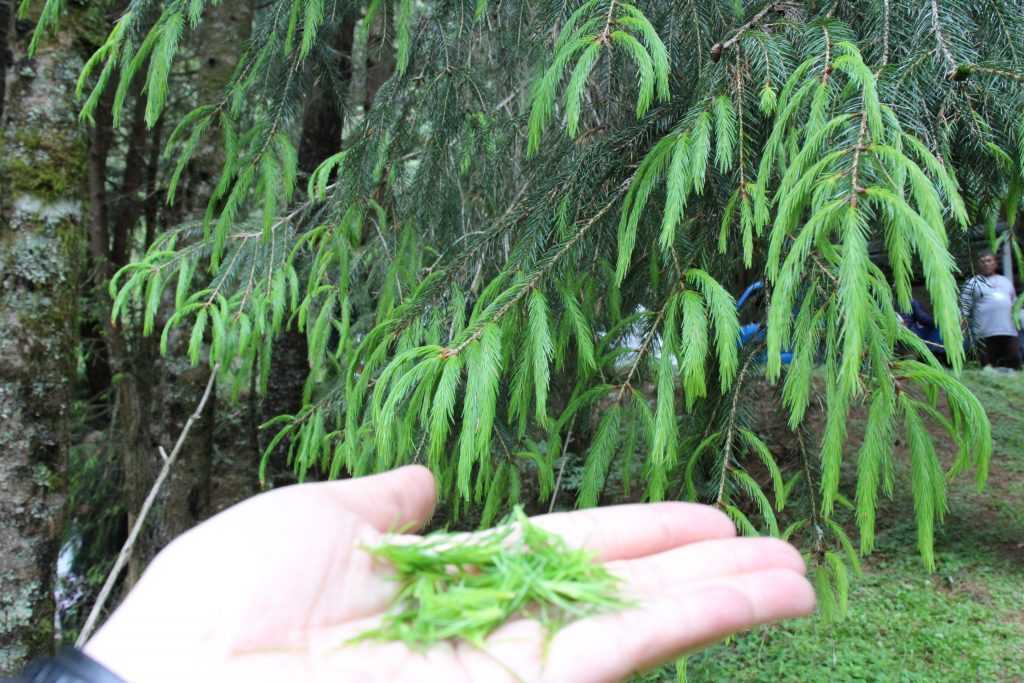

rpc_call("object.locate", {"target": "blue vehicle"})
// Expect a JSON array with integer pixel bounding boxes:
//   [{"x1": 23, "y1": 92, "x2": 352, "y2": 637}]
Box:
[
  {"x1": 737, "y1": 281, "x2": 955, "y2": 364},
  {"x1": 735, "y1": 281, "x2": 794, "y2": 365},
  {"x1": 899, "y1": 298, "x2": 967, "y2": 363},
  {"x1": 900, "y1": 299, "x2": 943, "y2": 351}
]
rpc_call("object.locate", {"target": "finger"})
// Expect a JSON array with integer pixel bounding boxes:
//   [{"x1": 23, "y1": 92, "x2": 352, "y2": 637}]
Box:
[
  {"x1": 200, "y1": 465, "x2": 437, "y2": 536},
  {"x1": 307, "y1": 465, "x2": 437, "y2": 533},
  {"x1": 544, "y1": 569, "x2": 816, "y2": 683},
  {"x1": 529, "y1": 503, "x2": 736, "y2": 561},
  {"x1": 610, "y1": 537, "x2": 807, "y2": 598}
]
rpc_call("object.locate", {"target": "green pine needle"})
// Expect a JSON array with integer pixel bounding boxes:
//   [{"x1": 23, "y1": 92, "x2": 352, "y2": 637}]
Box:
[{"x1": 355, "y1": 506, "x2": 630, "y2": 649}]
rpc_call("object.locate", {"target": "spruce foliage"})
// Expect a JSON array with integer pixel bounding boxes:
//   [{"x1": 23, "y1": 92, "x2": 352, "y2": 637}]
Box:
[
  {"x1": 357, "y1": 506, "x2": 628, "y2": 648},
  {"x1": 30, "y1": 0, "x2": 1024, "y2": 616}
]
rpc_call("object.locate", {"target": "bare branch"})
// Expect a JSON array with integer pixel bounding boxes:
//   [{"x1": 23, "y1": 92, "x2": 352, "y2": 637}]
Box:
[
  {"x1": 77, "y1": 365, "x2": 221, "y2": 646},
  {"x1": 548, "y1": 417, "x2": 577, "y2": 512}
]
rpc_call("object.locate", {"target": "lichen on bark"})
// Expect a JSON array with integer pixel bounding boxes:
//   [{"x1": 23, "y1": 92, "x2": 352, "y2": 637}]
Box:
[{"x1": 0, "y1": 10, "x2": 85, "y2": 674}]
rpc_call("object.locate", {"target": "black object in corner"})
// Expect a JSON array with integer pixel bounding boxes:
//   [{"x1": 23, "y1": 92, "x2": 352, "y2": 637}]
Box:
[{"x1": 5, "y1": 648, "x2": 127, "y2": 683}]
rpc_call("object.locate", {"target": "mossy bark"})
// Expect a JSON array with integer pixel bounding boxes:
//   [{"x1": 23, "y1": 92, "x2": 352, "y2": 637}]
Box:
[{"x1": 0, "y1": 13, "x2": 85, "y2": 676}]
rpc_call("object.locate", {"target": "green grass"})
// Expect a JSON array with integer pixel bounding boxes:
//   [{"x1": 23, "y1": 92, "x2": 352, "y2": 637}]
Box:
[{"x1": 637, "y1": 369, "x2": 1024, "y2": 682}]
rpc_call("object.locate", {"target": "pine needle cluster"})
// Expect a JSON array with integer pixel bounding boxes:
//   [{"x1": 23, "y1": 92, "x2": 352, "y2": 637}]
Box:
[{"x1": 357, "y1": 507, "x2": 628, "y2": 648}]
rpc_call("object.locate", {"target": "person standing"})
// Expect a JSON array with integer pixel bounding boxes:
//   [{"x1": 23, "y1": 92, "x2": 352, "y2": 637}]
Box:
[{"x1": 960, "y1": 251, "x2": 1021, "y2": 369}]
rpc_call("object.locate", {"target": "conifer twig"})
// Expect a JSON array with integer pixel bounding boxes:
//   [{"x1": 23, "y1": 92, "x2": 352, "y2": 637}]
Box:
[
  {"x1": 716, "y1": 349, "x2": 759, "y2": 506},
  {"x1": 614, "y1": 299, "x2": 670, "y2": 402},
  {"x1": 959, "y1": 64, "x2": 1024, "y2": 83},
  {"x1": 796, "y1": 428, "x2": 825, "y2": 553},
  {"x1": 881, "y1": 0, "x2": 891, "y2": 66},
  {"x1": 710, "y1": 2, "x2": 776, "y2": 62},
  {"x1": 849, "y1": 111, "x2": 870, "y2": 206},
  {"x1": 548, "y1": 417, "x2": 576, "y2": 512},
  {"x1": 77, "y1": 365, "x2": 220, "y2": 646},
  {"x1": 811, "y1": 252, "x2": 841, "y2": 287},
  {"x1": 599, "y1": 0, "x2": 618, "y2": 42},
  {"x1": 441, "y1": 187, "x2": 625, "y2": 359},
  {"x1": 734, "y1": 59, "x2": 747, "y2": 188},
  {"x1": 929, "y1": 0, "x2": 956, "y2": 71},
  {"x1": 821, "y1": 24, "x2": 833, "y2": 82}
]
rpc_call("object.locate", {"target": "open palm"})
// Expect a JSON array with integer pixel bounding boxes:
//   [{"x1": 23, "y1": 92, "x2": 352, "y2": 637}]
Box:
[{"x1": 85, "y1": 466, "x2": 814, "y2": 682}]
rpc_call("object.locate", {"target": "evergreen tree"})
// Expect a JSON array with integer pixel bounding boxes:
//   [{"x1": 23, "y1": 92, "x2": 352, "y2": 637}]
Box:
[{"x1": 27, "y1": 0, "x2": 1024, "y2": 617}]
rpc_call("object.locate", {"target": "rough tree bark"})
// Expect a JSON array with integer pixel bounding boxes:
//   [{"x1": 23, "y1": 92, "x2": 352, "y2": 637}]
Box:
[{"x1": 0, "y1": 8, "x2": 85, "y2": 674}]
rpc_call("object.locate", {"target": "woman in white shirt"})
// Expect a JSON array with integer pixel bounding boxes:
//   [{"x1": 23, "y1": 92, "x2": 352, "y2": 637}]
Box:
[{"x1": 959, "y1": 251, "x2": 1021, "y2": 369}]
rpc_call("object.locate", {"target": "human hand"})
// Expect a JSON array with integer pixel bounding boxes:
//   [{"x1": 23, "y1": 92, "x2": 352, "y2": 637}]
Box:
[{"x1": 85, "y1": 466, "x2": 815, "y2": 682}]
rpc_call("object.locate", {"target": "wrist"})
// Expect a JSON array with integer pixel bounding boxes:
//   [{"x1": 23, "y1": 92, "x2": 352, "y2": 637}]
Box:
[
  {"x1": 82, "y1": 625, "x2": 149, "y2": 683},
  {"x1": 82, "y1": 599, "x2": 207, "y2": 683},
  {"x1": 81, "y1": 582, "x2": 245, "y2": 683},
  {"x1": 80, "y1": 550, "x2": 214, "y2": 682},
  {"x1": 83, "y1": 615, "x2": 205, "y2": 683}
]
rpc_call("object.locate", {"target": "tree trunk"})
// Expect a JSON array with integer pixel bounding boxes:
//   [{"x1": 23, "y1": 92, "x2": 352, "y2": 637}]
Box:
[{"x1": 0, "y1": 11, "x2": 85, "y2": 674}]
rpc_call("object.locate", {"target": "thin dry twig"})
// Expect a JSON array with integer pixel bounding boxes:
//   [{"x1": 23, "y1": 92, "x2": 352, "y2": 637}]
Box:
[
  {"x1": 77, "y1": 365, "x2": 221, "y2": 646},
  {"x1": 548, "y1": 417, "x2": 577, "y2": 512}
]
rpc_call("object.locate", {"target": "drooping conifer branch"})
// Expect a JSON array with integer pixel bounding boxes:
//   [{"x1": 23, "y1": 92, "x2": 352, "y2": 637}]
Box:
[
  {"x1": 441, "y1": 187, "x2": 624, "y2": 359},
  {"x1": 57, "y1": 0, "x2": 1018, "y2": 608}
]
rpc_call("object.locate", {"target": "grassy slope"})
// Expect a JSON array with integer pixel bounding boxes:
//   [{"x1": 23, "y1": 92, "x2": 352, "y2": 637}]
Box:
[{"x1": 638, "y1": 369, "x2": 1024, "y2": 682}]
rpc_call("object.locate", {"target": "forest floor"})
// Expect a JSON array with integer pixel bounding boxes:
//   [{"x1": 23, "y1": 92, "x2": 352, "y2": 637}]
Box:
[{"x1": 640, "y1": 368, "x2": 1024, "y2": 682}]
